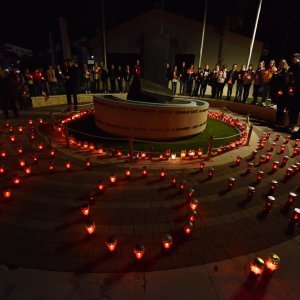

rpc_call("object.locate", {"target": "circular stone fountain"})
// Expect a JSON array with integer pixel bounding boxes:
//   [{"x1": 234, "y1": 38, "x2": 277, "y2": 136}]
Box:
[{"x1": 93, "y1": 78, "x2": 209, "y2": 141}]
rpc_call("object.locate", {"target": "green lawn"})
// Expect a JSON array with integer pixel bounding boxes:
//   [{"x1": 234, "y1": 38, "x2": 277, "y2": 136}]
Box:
[{"x1": 67, "y1": 116, "x2": 239, "y2": 154}]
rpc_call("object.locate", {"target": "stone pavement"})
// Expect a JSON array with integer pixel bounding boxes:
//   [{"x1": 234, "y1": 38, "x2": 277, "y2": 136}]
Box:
[{"x1": 0, "y1": 105, "x2": 299, "y2": 299}]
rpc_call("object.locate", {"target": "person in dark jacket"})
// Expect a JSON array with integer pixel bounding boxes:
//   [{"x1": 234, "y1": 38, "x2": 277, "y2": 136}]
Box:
[
  {"x1": 64, "y1": 59, "x2": 78, "y2": 111},
  {"x1": 226, "y1": 64, "x2": 238, "y2": 100},
  {"x1": 0, "y1": 68, "x2": 19, "y2": 118}
]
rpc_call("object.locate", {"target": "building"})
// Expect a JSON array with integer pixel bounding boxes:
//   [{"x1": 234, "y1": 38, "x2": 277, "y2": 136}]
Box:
[
  {"x1": 4, "y1": 43, "x2": 33, "y2": 57},
  {"x1": 89, "y1": 9, "x2": 263, "y2": 71}
]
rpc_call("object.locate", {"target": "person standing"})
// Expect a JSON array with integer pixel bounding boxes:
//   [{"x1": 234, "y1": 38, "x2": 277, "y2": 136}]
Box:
[
  {"x1": 199, "y1": 64, "x2": 210, "y2": 97},
  {"x1": 226, "y1": 64, "x2": 238, "y2": 100},
  {"x1": 235, "y1": 65, "x2": 246, "y2": 102},
  {"x1": 82, "y1": 63, "x2": 91, "y2": 93},
  {"x1": 64, "y1": 59, "x2": 78, "y2": 111},
  {"x1": 273, "y1": 59, "x2": 289, "y2": 127},
  {"x1": 171, "y1": 65, "x2": 178, "y2": 95},
  {"x1": 166, "y1": 63, "x2": 172, "y2": 88},
  {"x1": 242, "y1": 64, "x2": 254, "y2": 103},
  {"x1": 109, "y1": 64, "x2": 117, "y2": 92},
  {"x1": 124, "y1": 65, "x2": 132, "y2": 93},
  {"x1": 288, "y1": 53, "x2": 300, "y2": 135},
  {"x1": 252, "y1": 61, "x2": 265, "y2": 105},
  {"x1": 116, "y1": 65, "x2": 124, "y2": 93},
  {"x1": 179, "y1": 61, "x2": 187, "y2": 95},
  {"x1": 262, "y1": 60, "x2": 277, "y2": 106},
  {"x1": 0, "y1": 68, "x2": 19, "y2": 118}
]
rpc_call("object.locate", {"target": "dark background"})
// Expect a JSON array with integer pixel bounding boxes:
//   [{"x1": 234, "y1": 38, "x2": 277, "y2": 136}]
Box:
[{"x1": 0, "y1": 0, "x2": 299, "y2": 62}]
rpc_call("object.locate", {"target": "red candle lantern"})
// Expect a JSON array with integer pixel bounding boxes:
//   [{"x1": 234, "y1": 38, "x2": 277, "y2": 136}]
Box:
[
  {"x1": 188, "y1": 210, "x2": 198, "y2": 222},
  {"x1": 188, "y1": 188, "x2": 195, "y2": 199},
  {"x1": 85, "y1": 220, "x2": 96, "y2": 235},
  {"x1": 257, "y1": 170, "x2": 264, "y2": 183},
  {"x1": 133, "y1": 244, "x2": 145, "y2": 260},
  {"x1": 5, "y1": 122, "x2": 10, "y2": 128},
  {"x1": 19, "y1": 158, "x2": 26, "y2": 168},
  {"x1": 236, "y1": 156, "x2": 241, "y2": 165},
  {"x1": 89, "y1": 144, "x2": 95, "y2": 153},
  {"x1": 25, "y1": 166, "x2": 31, "y2": 175},
  {"x1": 30, "y1": 133, "x2": 35, "y2": 141},
  {"x1": 292, "y1": 148, "x2": 298, "y2": 157},
  {"x1": 199, "y1": 162, "x2": 205, "y2": 172},
  {"x1": 247, "y1": 162, "x2": 253, "y2": 173},
  {"x1": 247, "y1": 186, "x2": 255, "y2": 200},
  {"x1": 190, "y1": 198, "x2": 199, "y2": 210},
  {"x1": 105, "y1": 236, "x2": 118, "y2": 252},
  {"x1": 208, "y1": 167, "x2": 215, "y2": 179},
  {"x1": 274, "y1": 134, "x2": 280, "y2": 142},
  {"x1": 31, "y1": 154, "x2": 38, "y2": 164},
  {"x1": 269, "y1": 180, "x2": 278, "y2": 194},
  {"x1": 1, "y1": 149, "x2": 7, "y2": 159},
  {"x1": 184, "y1": 221, "x2": 193, "y2": 235},
  {"x1": 98, "y1": 181, "x2": 105, "y2": 192},
  {"x1": 260, "y1": 139, "x2": 266, "y2": 149},
  {"x1": 294, "y1": 139, "x2": 299, "y2": 147},
  {"x1": 48, "y1": 161, "x2": 54, "y2": 172},
  {"x1": 251, "y1": 150, "x2": 257, "y2": 159},
  {"x1": 171, "y1": 176, "x2": 177, "y2": 186},
  {"x1": 250, "y1": 257, "x2": 265, "y2": 276},
  {"x1": 270, "y1": 142, "x2": 276, "y2": 152},
  {"x1": 49, "y1": 148, "x2": 55, "y2": 157},
  {"x1": 17, "y1": 146, "x2": 23, "y2": 155},
  {"x1": 197, "y1": 148, "x2": 203, "y2": 158},
  {"x1": 160, "y1": 169, "x2": 166, "y2": 180},
  {"x1": 10, "y1": 134, "x2": 16, "y2": 143},
  {"x1": 265, "y1": 152, "x2": 271, "y2": 162},
  {"x1": 265, "y1": 195, "x2": 275, "y2": 211},
  {"x1": 18, "y1": 125, "x2": 23, "y2": 133},
  {"x1": 3, "y1": 188, "x2": 11, "y2": 199},
  {"x1": 109, "y1": 174, "x2": 116, "y2": 184},
  {"x1": 28, "y1": 119, "x2": 33, "y2": 125},
  {"x1": 83, "y1": 141, "x2": 89, "y2": 150},
  {"x1": 286, "y1": 192, "x2": 298, "y2": 209},
  {"x1": 285, "y1": 135, "x2": 291, "y2": 144},
  {"x1": 97, "y1": 146, "x2": 103, "y2": 154},
  {"x1": 159, "y1": 154, "x2": 164, "y2": 160},
  {"x1": 290, "y1": 208, "x2": 300, "y2": 226},
  {"x1": 65, "y1": 161, "x2": 71, "y2": 170},
  {"x1": 282, "y1": 156, "x2": 289, "y2": 166},
  {"x1": 272, "y1": 161, "x2": 279, "y2": 171},
  {"x1": 227, "y1": 177, "x2": 236, "y2": 190},
  {"x1": 280, "y1": 144, "x2": 285, "y2": 154},
  {"x1": 162, "y1": 234, "x2": 173, "y2": 250},
  {"x1": 266, "y1": 132, "x2": 271, "y2": 139},
  {"x1": 12, "y1": 174, "x2": 20, "y2": 185},
  {"x1": 291, "y1": 165, "x2": 298, "y2": 174},
  {"x1": 259, "y1": 154, "x2": 266, "y2": 164},
  {"x1": 286, "y1": 168, "x2": 293, "y2": 178},
  {"x1": 81, "y1": 204, "x2": 90, "y2": 216},
  {"x1": 181, "y1": 150, "x2": 186, "y2": 159},
  {"x1": 142, "y1": 166, "x2": 147, "y2": 177},
  {"x1": 39, "y1": 118, "x2": 44, "y2": 124},
  {"x1": 85, "y1": 158, "x2": 91, "y2": 169},
  {"x1": 37, "y1": 142, "x2": 44, "y2": 151},
  {"x1": 265, "y1": 253, "x2": 280, "y2": 272},
  {"x1": 0, "y1": 165, "x2": 5, "y2": 175},
  {"x1": 179, "y1": 180, "x2": 186, "y2": 191},
  {"x1": 125, "y1": 168, "x2": 131, "y2": 178}
]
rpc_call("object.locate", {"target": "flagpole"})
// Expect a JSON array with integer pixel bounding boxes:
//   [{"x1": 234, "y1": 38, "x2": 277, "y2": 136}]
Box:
[
  {"x1": 247, "y1": 0, "x2": 263, "y2": 68},
  {"x1": 199, "y1": 0, "x2": 208, "y2": 68}
]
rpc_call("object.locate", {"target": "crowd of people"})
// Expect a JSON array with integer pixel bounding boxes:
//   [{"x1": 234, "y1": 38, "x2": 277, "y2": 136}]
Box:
[
  {"x1": 0, "y1": 59, "x2": 142, "y2": 116},
  {"x1": 1, "y1": 54, "x2": 299, "y2": 138},
  {"x1": 166, "y1": 54, "x2": 300, "y2": 137}
]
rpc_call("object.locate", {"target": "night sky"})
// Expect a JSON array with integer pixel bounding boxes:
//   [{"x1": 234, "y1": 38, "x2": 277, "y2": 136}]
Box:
[{"x1": 0, "y1": 0, "x2": 299, "y2": 62}]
